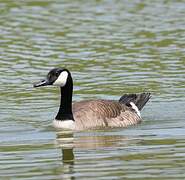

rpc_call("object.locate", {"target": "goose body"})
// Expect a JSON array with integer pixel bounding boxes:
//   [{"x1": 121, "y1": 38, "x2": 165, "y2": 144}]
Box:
[{"x1": 34, "y1": 68, "x2": 151, "y2": 131}]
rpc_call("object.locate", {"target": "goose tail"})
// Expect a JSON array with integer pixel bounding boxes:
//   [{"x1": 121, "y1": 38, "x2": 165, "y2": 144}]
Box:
[{"x1": 119, "y1": 93, "x2": 151, "y2": 110}]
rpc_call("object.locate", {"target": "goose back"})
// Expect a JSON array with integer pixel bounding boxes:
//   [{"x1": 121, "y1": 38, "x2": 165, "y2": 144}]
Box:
[{"x1": 72, "y1": 100, "x2": 141, "y2": 130}]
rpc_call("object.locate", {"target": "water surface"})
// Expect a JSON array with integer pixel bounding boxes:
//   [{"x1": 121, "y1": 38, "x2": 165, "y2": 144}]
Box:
[{"x1": 0, "y1": 0, "x2": 185, "y2": 179}]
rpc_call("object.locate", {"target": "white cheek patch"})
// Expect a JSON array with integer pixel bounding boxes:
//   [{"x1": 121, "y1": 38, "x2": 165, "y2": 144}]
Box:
[{"x1": 53, "y1": 71, "x2": 68, "y2": 87}]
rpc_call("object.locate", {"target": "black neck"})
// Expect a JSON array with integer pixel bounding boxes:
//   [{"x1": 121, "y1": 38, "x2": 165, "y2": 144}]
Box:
[{"x1": 55, "y1": 75, "x2": 74, "y2": 121}]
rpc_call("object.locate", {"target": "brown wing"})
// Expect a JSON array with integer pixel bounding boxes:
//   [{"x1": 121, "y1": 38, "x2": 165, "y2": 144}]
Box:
[{"x1": 72, "y1": 99, "x2": 141, "y2": 130}]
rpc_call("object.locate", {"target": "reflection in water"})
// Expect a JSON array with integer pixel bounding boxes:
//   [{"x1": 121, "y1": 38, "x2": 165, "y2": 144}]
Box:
[
  {"x1": 62, "y1": 148, "x2": 74, "y2": 164},
  {"x1": 56, "y1": 132, "x2": 75, "y2": 180},
  {"x1": 56, "y1": 131, "x2": 74, "y2": 164},
  {"x1": 56, "y1": 130, "x2": 129, "y2": 164},
  {"x1": 57, "y1": 130, "x2": 130, "y2": 147},
  {"x1": 56, "y1": 130, "x2": 185, "y2": 179}
]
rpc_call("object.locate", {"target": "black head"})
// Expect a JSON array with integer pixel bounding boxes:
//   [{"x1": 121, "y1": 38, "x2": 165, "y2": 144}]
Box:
[{"x1": 33, "y1": 68, "x2": 71, "y2": 88}]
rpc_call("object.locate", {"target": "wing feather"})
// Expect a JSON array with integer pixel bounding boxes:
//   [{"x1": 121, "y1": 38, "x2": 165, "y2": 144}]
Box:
[{"x1": 72, "y1": 100, "x2": 141, "y2": 130}]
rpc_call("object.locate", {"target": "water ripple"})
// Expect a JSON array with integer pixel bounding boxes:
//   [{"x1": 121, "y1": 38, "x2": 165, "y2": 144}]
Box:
[{"x1": 0, "y1": 0, "x2": 185, "y2": 179}]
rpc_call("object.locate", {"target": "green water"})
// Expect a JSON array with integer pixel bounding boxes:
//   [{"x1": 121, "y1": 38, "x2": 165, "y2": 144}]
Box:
[{"x1": 0, "y1": 0, "x2": 185, "y2": 179}]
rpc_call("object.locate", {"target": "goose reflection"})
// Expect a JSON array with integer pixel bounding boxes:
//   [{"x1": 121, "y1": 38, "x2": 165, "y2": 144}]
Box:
[
  {"x1": 55, "y1": 130, "x2": 130, "y2": 164},
  {"x1": 55, "y1": 131, "x2": 75, "y2": 180},
  {"x1": 56, "y1": 131, "x2": 74, "y2": 164}
]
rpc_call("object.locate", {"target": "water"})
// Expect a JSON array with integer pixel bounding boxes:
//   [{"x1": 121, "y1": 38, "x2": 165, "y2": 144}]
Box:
[{"x1": 0, "y1": 0, "x2": 185, "y2": 179}]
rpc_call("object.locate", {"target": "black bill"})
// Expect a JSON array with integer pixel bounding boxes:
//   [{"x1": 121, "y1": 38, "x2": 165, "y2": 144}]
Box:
[{"x1": 33, "y1": 79, "x2": 50, "y2": 88}]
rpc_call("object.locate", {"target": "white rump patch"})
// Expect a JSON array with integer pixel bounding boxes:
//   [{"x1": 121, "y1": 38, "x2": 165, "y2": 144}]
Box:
[
  {"x1": 130, "y1": 102, "x2": 141, "y2": 118},
  {"x1": 53, "y1": 119, "x2": 75, "y2": 130},
  {"x1": 53, "y1": 71, "x2": 68, "y2": 87}
]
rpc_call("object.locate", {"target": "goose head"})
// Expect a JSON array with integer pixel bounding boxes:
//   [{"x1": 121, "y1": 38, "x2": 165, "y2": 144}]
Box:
[
  {"x1": 33, "y1": 68, "x2": 72, "y2": 88},
  {"x1": 33, "y1": 67, "x2": 74, "y2": 124}
]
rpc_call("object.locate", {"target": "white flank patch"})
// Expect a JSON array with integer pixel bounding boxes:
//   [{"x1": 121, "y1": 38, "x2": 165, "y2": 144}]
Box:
[
  {"x1": 53, "y1": 119, "x2": 75, "y2": 130},
  {"x1": 53, "y1": 71, "x2": 68, "y2": 87},
  {"x1": 130, "y1": 102, "x2": 141, "y2": 118}
]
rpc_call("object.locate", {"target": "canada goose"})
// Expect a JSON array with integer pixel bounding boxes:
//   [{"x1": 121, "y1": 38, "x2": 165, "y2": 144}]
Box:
[{"x1": 33, "y1": 68, "x2": 151, "y2": 130}]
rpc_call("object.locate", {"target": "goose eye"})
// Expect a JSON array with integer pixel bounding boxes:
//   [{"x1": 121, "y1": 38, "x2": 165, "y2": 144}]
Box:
[{"x1": 55, "y1": 71, "x2": 60, "y2": 76}]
